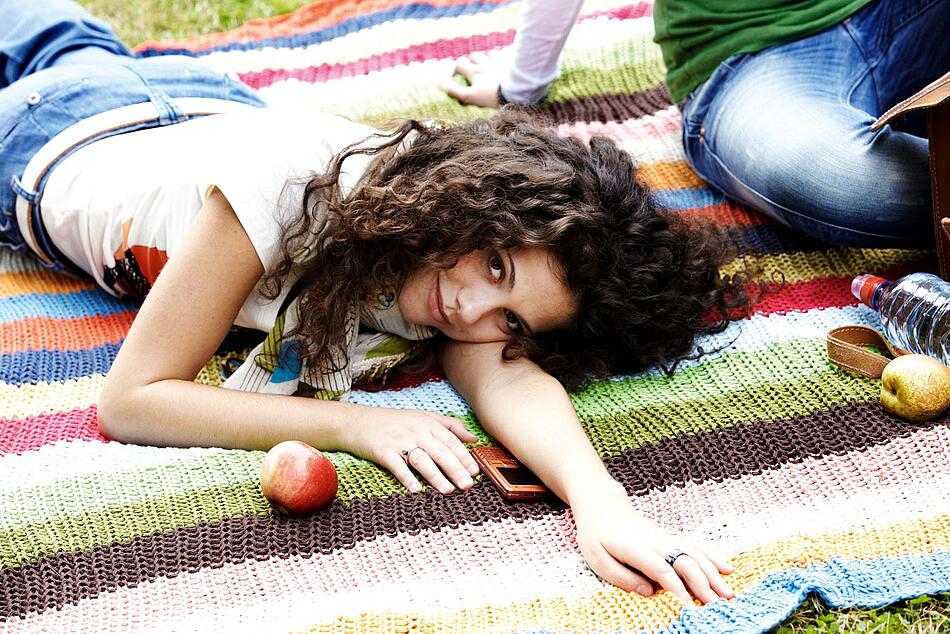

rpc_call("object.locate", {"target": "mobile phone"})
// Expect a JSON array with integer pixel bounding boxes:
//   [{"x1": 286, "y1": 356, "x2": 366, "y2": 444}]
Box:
[{"x1": 471, "y1": 446, "x2": 550, "y2": 501}]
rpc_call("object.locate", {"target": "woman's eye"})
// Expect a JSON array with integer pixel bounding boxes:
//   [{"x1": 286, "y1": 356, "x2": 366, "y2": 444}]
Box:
[
  {"x1": 489, "y1": 254, "x2": 504, "y2": 280},
  {"x1": 505, "y1": 310, "x2": 522, "y2": 333}
]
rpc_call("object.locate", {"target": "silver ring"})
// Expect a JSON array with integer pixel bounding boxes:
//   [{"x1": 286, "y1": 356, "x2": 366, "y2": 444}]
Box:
[
  {"x1": 401, "y1": 447, "x2": 424, "y2": 463},
  {"x1": 664, "y1": 549, "x2": 688, "y2": 567}
]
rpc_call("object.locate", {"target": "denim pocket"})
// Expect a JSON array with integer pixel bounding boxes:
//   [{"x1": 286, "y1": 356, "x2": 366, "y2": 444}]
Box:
[{"x1": 681, "y1": 52, "x2": 750, "y2": 133}]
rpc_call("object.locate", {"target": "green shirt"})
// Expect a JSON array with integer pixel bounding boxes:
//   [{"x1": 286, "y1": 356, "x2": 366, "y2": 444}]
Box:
[{"x1": 654, "y1": 0, "x2": 873, "y2": 103}]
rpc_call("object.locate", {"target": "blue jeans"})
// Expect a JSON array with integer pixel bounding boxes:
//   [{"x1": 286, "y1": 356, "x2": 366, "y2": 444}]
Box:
[
  {"x1": 681, "y1": 0, "x2": 950, "y2": 248},
  {"x1": 0, "y1": 0, "x2": 265, "y2": 265}
]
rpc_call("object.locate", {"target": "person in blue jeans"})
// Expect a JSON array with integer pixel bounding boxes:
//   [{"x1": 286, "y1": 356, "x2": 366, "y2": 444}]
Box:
[
  {"x1": 0, "y1": 0, "x2": 745, "y2": 604},
  {"x1": 680, "y1": 0, "x2": 949, "y2": 248},
  {"x1": 447, "y1": 0, "x2": 950, "y2": 248},
  {"x1": 0, "y1": 0, "x2": 266, "y2": 256}
]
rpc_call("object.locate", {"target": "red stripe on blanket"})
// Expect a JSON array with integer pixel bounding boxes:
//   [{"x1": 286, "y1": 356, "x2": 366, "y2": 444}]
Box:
[
  {"x1": 239, "y1": 30, "x2": 516, "y2": 89},
  {"x1": 585, "y1": 3, "x2": 652, "y2": 21},
  {"x1": 354, "y1": 368, "x2": 446, "y2": 392},
  {"x1": 749, "y1": 262, "x2": 926, "y2": 316},
  {"x1": 238, "y1": 5, "x2": 653, "y2": 90},
  {"x1": 749, "y1": 277, "x2": 857, "y2": 316},
  {"x1": 670, "y1": 203, "x2": 768, "y2": 227},
  {"x1": 0, "y1": 405, "x2": 107, "y2": 455}
]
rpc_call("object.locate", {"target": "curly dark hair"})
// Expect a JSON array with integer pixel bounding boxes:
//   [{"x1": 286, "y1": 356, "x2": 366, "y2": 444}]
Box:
[{"x1": 261, "y1": 109, "x2": 752, "y2": 391}]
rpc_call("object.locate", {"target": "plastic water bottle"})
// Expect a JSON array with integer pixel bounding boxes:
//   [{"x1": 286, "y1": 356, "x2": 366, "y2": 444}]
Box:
[{"x1": 852, "y1": 272, "x2": 950, "y2": 364}]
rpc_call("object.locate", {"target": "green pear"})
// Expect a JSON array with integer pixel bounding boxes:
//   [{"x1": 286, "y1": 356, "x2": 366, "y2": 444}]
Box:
[{"x1": 880, "y1": 354, "x2": 950, "y2": 422}]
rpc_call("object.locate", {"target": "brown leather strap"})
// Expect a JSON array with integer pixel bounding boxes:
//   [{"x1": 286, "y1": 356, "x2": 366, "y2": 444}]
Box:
[
  {"x1": 872, "y1": 73, "x2": 950, "y2": 128},
  {"x1": 827, "y1": 326, "x2": 909, "y2": 379},
  {"x1": 931, "y1": 96, "x2": 950, "y2": 279},
  {"x1": 872, "y1": 70, "x2": 950, "y2": 280}
]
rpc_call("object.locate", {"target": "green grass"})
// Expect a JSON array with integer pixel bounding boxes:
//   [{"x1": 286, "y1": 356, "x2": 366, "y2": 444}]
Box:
[
  {"x1": 772, "y1": 594, "x2": 950, "y2": 634},
  {"x1": 79, "y1": 0, "x2": 311, "y2": 45},
  {"x1": 77, "y1": 1, "x2": 950, "y2": 631}
]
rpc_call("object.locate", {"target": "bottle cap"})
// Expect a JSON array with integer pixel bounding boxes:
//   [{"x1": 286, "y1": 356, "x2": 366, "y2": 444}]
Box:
[{"x1": 851, "y1": 274, "x2": 891, "y2": 310}]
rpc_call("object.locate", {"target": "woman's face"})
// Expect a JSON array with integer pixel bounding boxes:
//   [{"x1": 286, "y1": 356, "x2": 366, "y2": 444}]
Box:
[{"x1": 399, "y1": 248, "x2": 578, "y2": 342}]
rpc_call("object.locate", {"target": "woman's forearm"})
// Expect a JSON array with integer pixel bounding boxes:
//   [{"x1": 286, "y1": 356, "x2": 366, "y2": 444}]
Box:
[
  {"x1": 477, "y1": 371, "x2": 618, "y2": 504},
  {"x1": 98, "y1": 379, "x2": 364, "y2": 452},
  {"x1": 503, "y1": 0, "x2": 584, "y2": 105},
  {"x1": 441, "y1": 342, "x2": 619, "y2": 505}
]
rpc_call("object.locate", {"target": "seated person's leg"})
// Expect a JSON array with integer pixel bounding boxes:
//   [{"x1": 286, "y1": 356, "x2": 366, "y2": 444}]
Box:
[
  {"x1": 681, "y1": 16, "x2": 932, "y2": 249},
  {"x1": 860, "y1": 0, "x2": 950, "y2": 119}
]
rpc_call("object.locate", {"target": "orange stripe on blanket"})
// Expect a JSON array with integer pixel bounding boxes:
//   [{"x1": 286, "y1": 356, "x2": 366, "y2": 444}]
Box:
[
  {"x1": 1, "y1": 312, "x2": 136, "y2": 355},
  {"x1": 637, "y1": 160, "x2": 706, "y2": 191},
  {"x1": 0, "y1": 271, "x2": 96, "y2": 298},
  {"x1": 670, "y1": 202, "x2": 768, "y2": 227},
  {"x1": 133, "y1": 0, "x2": 507, "y2": 53}
]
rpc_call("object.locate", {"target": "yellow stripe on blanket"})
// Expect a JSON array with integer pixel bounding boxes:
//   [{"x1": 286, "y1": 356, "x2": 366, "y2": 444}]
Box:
[{"x1": 299, "y1": 513, "x2": 950, "y2": 634}]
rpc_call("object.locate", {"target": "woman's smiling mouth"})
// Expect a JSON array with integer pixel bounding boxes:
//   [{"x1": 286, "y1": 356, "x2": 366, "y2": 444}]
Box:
[{"x1": 429, "y1": 273, "x2": 449, "y2": 325}]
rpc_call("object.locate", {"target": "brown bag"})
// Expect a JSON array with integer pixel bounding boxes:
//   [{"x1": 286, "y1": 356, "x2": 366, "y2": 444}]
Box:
[
  {"x1": 872, "y1": 70, "x2": 950, "y2": 277},
  {"x1": 827, "y1": 71, "x2": 950, "y2": 377}
]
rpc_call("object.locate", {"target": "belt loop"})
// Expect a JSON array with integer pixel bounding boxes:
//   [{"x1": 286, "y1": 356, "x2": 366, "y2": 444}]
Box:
[
  {"x1": 125, "y1": 66, "x2": 185, "y2": 125},
  {"x1": 10, "y1": 175, "x2": 38, "y2": 203},
  {"x1": 12, "y1": 176, "x2": 64, "y2": 272},
  {"x1": 152, "y1": 93, "x2": 184, "y2": 125}
]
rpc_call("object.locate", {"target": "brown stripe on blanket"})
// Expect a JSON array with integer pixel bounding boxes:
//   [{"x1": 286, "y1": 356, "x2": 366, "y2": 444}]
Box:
[
  {"x1": 607, "y1": 402, "x2": 947, "y2": 496},
  {"x1": 535, "y1": 85, "x2": 673, "y2": 125},
  {"x1": 0, "y1": 401, "x2": 939, "y2": 619},
  {"x1": 0, "y1": 482, "x2": 560, "y2": 620}
]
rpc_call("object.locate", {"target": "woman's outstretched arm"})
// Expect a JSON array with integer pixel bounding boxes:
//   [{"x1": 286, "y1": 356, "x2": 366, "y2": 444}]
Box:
[
  {"x1": 440, "y1": 340, "x2": 736, "y2": 604},
  {"x1": 98, "y1": 190, "x2": 477, "y2": 494}
]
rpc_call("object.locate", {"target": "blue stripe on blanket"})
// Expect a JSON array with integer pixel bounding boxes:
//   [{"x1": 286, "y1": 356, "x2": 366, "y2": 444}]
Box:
[
  {"x1": 0, "y1": 343, "x2": 120, "y2": 384},
  {"x1": 136, "y1": 1, "x2": 512, "y2": 57},
  {"x1": 653, "y1": 187, "x2": 729, "y2": 211},
  {"x1": 0, "y1": 291, "x2": 135, "y2": 322}
]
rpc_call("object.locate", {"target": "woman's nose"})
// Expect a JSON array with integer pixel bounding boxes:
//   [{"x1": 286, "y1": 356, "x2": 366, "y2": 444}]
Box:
[{"x1": 456, "y1": 284, "x2": 501, "y2": 325}]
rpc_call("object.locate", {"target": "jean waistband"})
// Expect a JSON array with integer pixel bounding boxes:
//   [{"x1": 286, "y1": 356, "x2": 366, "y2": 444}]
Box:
[{"x1": 15, "y1": 97, "x2": 257, "y2": 273}]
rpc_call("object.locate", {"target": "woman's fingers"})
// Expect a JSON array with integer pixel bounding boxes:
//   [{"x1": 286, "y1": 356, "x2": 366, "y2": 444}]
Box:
[
  {"x1": 380, "y1": 452, "x2": 423, "y2": 494},
  {"x1": 454, "y1": 56, "x2": 477, "y2": 82},
  {"x1": 687, "y1": 547, "x2": 735, "y2": 598},
  {"x1": 609, "y1": 544, "x2": 731, "y2": 604},
  {"x1": 442, "y1": 80, "x2": 474, "y2": 103},
  {"x1": 699, "y1": 545, "x2": 736, "y2": 576},
  {"x1": 403, "y1": 443, "x2": 457, "y2": 494},
  {"x1": 446, "y1": 56, "x2": 501, "y2": 107},
  {"x1": 437, "y1": 415, "x2": 479, "y2": 444},
  {"x1": 585, "y1": 544, "x2": 655, "y2": 596},
  {"x1": 622, "y1": 550, "x2": 693, "y2": 604},
  {"x1": 381, "y1": 442, "x2": 469, "y2": 496},
  {"x1": 431, "y1": 425, "x2": 479, "y2": 476},
  {"x1": 671, "y1": 556, "x2": 718, "y2": 604},
  {"x1": 418, "y1": 436, "x2": 474, "y2": 491}
]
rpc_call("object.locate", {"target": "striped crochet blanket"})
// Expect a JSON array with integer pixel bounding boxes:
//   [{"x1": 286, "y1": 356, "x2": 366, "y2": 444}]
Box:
[{"x1": 2, "y1": 0, "x2": 949, "y2": 631}]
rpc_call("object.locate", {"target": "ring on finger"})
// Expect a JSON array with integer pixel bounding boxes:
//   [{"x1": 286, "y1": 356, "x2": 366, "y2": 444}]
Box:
[
  {"x1": 401, "y1": 447, "x2": 425, "y2": 464},
  {"x1": 664, "y1": 549, "x2": 688, "y2": 567}
]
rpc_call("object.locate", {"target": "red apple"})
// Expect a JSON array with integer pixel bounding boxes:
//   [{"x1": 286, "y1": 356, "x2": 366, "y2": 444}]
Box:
[{"x1": 260, "y1": 441, "x2": 339, "y2": 516}]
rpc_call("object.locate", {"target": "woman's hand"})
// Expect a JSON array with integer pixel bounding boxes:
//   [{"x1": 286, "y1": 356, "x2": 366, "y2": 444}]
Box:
[
  {"x1": 442, "y1": 50, "x2": 504, "y2": 108},
  {"x1": 571, "y1": 480, "x2": 736, "y2": 605},
  {"x1": 341, "y1": 407, "x2": 481, "y2": 494}
]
